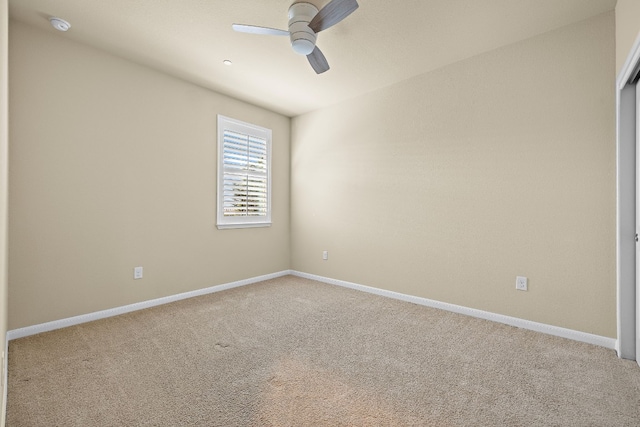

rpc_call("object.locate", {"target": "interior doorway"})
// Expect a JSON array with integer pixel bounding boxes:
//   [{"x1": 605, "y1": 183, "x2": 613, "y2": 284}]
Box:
[{"x1": 617, "y1": 35, "x2": 640, "y2": 362}]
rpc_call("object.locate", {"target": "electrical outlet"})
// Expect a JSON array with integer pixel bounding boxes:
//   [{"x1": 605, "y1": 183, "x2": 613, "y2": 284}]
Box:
[
  {"x1": 322, "y1": 250, "x2": 328, "y2": 260},
  {"x1": 516, "y1": 276, "x2": 528, "y2": 291},
  {"x1": 134, "y1": 266, "x2": 143, "y2": 280}
]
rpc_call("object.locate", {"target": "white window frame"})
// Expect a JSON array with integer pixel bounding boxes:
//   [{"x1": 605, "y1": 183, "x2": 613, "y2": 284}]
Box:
[{"x1": 217, "y1": 115, "x2": 272, "y2": 229}]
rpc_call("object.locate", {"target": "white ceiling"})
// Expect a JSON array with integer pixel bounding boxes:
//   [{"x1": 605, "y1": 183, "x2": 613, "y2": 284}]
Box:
[{"x1": 9, "y1": 0, "x2": 617, "y2": 117}]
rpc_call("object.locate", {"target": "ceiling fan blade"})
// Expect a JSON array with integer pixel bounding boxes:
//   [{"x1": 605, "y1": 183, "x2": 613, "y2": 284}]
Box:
[
  {"x1": 307, "y1": 46, "x2": 330, "y2": 74},
  {"x1": 232, "y1": 24, "x2": 289, "y2": 36},
  {"x1": 309, "y1": 0, "x2": 359, "y2": 33}
]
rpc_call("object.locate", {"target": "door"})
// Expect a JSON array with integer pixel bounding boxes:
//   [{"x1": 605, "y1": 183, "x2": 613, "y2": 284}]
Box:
[{"x1": 636, "y1": 82, "x2": 640, "y2": 365}]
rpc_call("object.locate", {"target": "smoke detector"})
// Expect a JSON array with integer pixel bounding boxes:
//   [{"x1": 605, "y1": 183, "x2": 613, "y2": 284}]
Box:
[{"x1": 49, "y1": 17, "x2": 71, "y2": 32}]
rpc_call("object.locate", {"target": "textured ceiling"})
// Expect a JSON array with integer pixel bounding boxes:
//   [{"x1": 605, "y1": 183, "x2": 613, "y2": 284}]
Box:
[{"x1": 9, "y1": 0, "x2": 616, "y2": 117}]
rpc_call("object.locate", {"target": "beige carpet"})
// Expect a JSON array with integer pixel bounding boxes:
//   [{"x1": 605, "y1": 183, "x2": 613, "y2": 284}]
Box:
[{"x1": 7, "y1": 275, "x2": 640, "y2": 426}]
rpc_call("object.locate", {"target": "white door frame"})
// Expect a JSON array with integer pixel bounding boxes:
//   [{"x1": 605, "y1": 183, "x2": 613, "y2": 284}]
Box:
[{"x1": 616, "y1": 34, "x2": 640, "y2": 360}]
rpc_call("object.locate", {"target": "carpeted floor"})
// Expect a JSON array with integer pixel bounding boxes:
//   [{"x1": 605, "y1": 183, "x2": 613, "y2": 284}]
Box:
[{"x1": 7, "y1": 275, "x2": 640, "y2": 426}]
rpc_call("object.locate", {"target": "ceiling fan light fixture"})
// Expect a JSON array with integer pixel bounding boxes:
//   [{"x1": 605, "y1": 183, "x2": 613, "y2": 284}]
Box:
[
  {"x1": 232, "y1": 0, "x2": 359, "y2": 74},
  {"x1": 291, "y1": 38, "x2": 315, "y2": 55},
  {"x1": 288, "y1": 3, "x2": 319, "y2": 56}
]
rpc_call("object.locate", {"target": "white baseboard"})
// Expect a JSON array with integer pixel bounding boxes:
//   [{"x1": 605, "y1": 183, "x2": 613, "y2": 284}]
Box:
[
  {"x1": 7, "y1": 269, "x2": 617, "y2": 351},
  {"x1": 7, "y1": 270, "x2": 292, "y2": 341},
  {"x1": 291, "y1": 271, "x2": 617, "y2": 350}
]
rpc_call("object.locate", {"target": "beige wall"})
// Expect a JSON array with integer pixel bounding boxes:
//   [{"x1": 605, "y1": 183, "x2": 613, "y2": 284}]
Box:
[
  {"x1": 615, "y1": 0, "x2": 640, "y2": 74},
  {"x1": 8, "y1": 21, "x2": 290, "y2": 330},
  {"x1": 0, "y1": 0, "x2": 8, "y2": 424},
  {"x1": 291, "y1": 13, "x2": 616, "y2": 337},
  {"x1": 8, "y1": 10, "x2": 617, "y2": 339}
]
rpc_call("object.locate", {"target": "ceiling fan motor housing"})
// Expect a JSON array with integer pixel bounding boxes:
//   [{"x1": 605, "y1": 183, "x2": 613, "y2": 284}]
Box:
[{"x1": 288, "y1": 2, "x2": 318, "y2": 55}]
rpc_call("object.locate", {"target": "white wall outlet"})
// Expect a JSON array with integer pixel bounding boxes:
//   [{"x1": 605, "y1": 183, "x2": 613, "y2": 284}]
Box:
[
  {"x1": 322, "y1": 250, "x2": 328, "y2": 260},
  {"x1": 134, "y1": 266, "x2": 143, "y2": 280},
  {"x1": 516, "y1": 276, "x2": 528, "y2": 291}
]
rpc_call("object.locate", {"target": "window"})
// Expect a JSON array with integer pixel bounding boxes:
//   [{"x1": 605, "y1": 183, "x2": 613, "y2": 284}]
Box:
[{"x1": 217, "y1": 115, "x2": 272, "y2": 229}]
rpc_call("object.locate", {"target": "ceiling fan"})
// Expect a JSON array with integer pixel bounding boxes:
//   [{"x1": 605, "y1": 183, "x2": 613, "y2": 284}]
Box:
[{"x1": 232, "y1": 0, "x2": 359, "y2": 74}]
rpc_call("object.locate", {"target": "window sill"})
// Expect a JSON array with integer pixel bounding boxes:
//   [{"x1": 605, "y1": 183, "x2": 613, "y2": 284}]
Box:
[{"x1": 217, "y1": 222, "x2": 272, "y2": 230}]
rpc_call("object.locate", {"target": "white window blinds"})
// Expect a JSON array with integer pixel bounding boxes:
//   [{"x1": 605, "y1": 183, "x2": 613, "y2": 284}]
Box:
[
  {"x1": 222, "y1": 130, "x2": 268, "y2": 217},
  {"x1": 217, "y1": 116, "x2": 272, "y2": 229}
]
